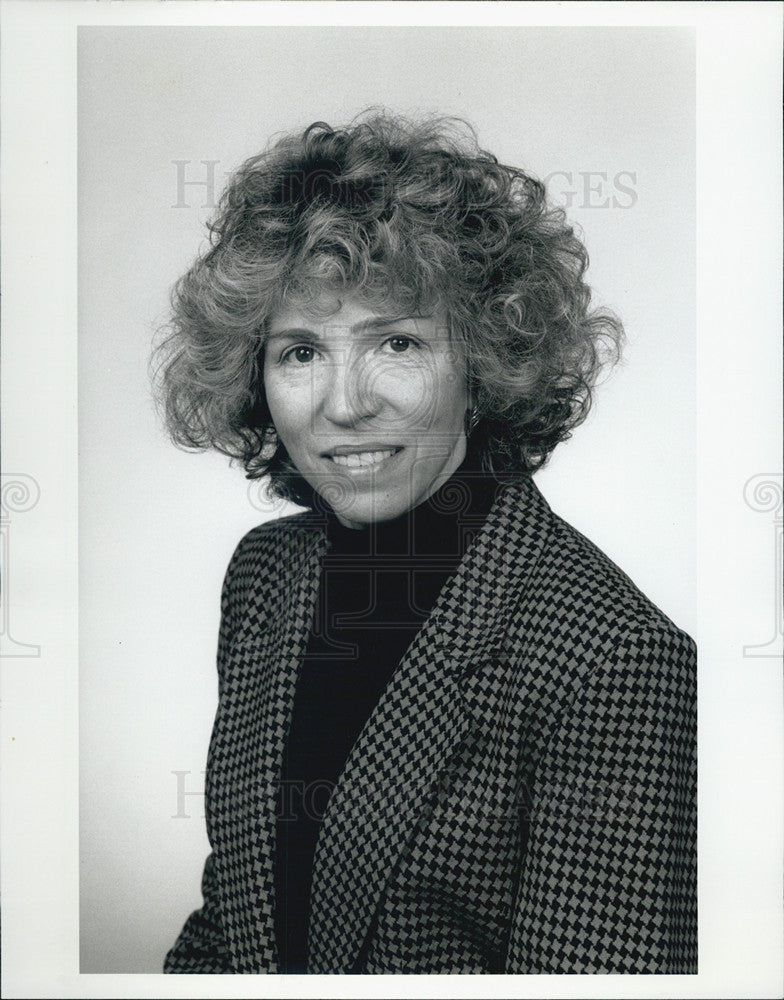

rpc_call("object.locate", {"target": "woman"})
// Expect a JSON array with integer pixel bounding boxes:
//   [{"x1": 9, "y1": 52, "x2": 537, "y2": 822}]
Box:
[{"x1": 156, "y1": 113, "x2": 696, "y2": 974}]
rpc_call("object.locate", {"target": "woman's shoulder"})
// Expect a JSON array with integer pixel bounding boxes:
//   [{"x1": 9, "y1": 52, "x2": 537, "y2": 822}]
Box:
[
  {"x1": 505, "y1": 478, "x2": 693, "y2": 651},
  {"x1": 222, "y1": 511, "x2": 324, "y2": 588},
  {"x1": 212, "y1": 511, "x2": 326, "y2": 635},
  {"x1": 229, "y1": 511, "x2": 323, "y2": 569},
  {"x1": 546, "y1": 509, "x2": 693, "y2": 649}
]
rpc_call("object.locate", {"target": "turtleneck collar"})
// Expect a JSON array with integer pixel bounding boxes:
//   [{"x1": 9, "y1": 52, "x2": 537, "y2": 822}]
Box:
[{"x1": 323, "y1": 457, "x2": 501, "y2": 558}]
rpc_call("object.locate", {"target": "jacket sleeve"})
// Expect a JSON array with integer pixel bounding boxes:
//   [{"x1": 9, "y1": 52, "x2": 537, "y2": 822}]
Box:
[
  {"x1": 163, "y1": 852, "x2": 232, "y2": 973},
  {"x1": 506, "y1": 623, "x2": 697, "y2": 973},
  {"x1": 163, "y1": 535, "x2": 251, "y2": 974}
]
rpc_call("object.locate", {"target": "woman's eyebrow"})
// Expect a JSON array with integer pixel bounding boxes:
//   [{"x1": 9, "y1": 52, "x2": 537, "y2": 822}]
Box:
[
  {"x1": 351, "y1": 314, "x2": 429, "y2": 334},
  {"x1": 265, "y1": 327, "x2": 322, "y2": 344},
  {"x1": 267, "y1": 315, "x2": 434, "y2": 343}
]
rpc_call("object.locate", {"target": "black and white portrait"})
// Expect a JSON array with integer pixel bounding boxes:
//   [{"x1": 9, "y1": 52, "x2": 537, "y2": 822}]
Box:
[
  {"x1": 80, "y1": 23, "x2": 699, "y2": 975},
  {"x1": 2, "y1": 3, "x2": 781, "y2": 997}
]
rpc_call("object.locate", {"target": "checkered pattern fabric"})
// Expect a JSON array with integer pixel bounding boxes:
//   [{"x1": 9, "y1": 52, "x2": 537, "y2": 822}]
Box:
[{"x1": 164, "y1": 475, "x2": 696, "y2": 974}]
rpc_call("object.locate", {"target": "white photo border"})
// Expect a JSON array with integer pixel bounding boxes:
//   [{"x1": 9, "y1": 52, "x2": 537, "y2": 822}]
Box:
[{"x1": 1, "y1": 2, "x2": 782, "y2": 998}]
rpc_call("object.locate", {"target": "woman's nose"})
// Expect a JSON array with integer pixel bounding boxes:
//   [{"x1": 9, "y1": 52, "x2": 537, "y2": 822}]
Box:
[{"x1": 320, "y1": 356, "x2": 379, "y2": 426}]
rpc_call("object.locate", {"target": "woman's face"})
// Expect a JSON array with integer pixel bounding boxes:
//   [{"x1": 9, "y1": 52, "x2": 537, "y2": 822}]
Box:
[{"x1": 263, "y1": 292, "x2": 469, "y2": 528}]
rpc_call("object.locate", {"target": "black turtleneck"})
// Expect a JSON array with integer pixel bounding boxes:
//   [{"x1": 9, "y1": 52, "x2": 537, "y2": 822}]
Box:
[{"x1": 273, "y1": 463, "x2": 499, "y2": 973}]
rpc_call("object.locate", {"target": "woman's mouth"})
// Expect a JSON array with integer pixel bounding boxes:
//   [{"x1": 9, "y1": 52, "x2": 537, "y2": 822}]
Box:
[{"x1": 328, "y1": 448, "x2": 400, "y2": 469}]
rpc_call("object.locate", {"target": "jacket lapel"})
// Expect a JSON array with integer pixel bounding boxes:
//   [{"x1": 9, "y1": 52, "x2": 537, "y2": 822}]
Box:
[
  {"x1": 209, "y1": 517, "x2": 327, "y2": 973},
  {"x1": 307, "y1": 476, "x2": 554, "y2": 971}
]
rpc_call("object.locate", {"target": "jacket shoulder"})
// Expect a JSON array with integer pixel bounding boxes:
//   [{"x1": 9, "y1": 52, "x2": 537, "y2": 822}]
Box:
[
  {"x1": 218, "y1": 511, "x2": 323, "y2": 631},
  {"x1": 227, "y1": 510, "x2": 320, "y2": 571},
  {"x1": 528, "y1": 506, "x2": 693, "y2": 650}
]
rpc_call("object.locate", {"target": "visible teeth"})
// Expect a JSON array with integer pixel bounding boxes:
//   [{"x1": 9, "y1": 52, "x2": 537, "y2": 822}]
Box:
[{"x1": 331, "y1": 449, "x2": 396, "y2": 468}]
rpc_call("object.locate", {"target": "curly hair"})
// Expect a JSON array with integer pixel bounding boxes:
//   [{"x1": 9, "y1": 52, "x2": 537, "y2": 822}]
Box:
[{"x1": 153, "y1": 111, "x2": 623, "y2": 501}]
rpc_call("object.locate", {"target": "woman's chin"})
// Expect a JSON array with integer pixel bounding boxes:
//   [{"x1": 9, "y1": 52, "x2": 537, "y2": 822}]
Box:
[{"x1": 329, "y1": 495, "x2": 409, "y2": 529}]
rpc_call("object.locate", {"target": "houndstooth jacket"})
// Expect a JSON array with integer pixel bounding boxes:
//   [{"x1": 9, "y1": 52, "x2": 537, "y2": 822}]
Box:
[{"x1": 164, "y1": 474, "x2": 697, "y2": 974}]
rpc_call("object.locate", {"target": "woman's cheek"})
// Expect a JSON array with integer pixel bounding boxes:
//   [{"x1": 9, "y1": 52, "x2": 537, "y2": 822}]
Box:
[
  {"x1": 374, "y1": 364, "x2": 437, "y2": 422},
  {"x1": 266, "y1": 370, "x2": 313, "y2": 424}
]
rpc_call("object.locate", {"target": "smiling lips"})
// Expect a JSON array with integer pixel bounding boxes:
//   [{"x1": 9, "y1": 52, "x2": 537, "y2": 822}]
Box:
[{"x1": 327, "y1": 448, "x2": 401, "y2": 469}]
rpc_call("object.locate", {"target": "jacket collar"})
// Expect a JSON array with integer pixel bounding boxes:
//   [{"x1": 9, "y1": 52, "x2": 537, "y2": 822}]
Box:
[{"x1": 215, "y1": 474, "x2": 554, "y2": 972}]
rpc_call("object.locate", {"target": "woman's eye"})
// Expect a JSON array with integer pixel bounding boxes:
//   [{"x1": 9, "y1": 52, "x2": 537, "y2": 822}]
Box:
[
  {"x1": 386, "y1": 335, "x2": 414, "y2": 354},
  {"x1": 283, "y1": 345, "x2": 316, "y2": 364}
]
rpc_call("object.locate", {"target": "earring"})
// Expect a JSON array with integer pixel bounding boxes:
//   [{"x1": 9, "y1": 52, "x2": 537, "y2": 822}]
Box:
[{"x1": 464, "y1": 405, "x2": 480, "y2": 436}]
